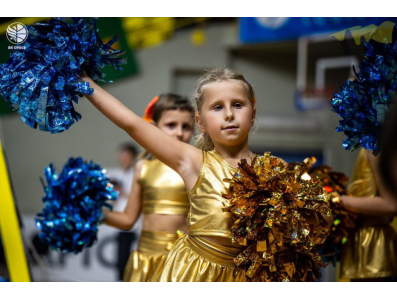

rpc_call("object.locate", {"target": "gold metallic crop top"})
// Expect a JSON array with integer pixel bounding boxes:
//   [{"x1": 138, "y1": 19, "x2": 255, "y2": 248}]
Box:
[
  {"x1": 347, "y1": 149, "x2": 377, "y2": 198},
  {"x1": 187, "y1": 150, "x2": 240, "y2": 239},
  {"x1": 139, "y1": 158, "x2": 189, "y2": 215},
  {"x1": 347, "y1": 148, "x2": 391, "y2": 226}
]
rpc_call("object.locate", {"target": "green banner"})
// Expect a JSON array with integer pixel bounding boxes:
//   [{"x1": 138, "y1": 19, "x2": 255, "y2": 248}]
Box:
[{"x1": 96, "y1": 17, "x2": 139, "y2": 83}]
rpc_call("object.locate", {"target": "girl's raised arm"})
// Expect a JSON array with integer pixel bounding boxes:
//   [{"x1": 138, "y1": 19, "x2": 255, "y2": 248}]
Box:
[{"x1": 82, "y1": 76, "x2": 202, "y2": 186}]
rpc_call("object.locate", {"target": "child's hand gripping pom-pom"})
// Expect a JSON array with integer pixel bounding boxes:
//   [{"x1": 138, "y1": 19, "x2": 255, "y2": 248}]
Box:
[
  {"x1": 308, "y1": 165, "x2": 356, "y2": 263},
  {"x1": 331, "y1": 26, "x2": 397, "y2": 155},
  {"x1": 35, "y1": 157, "x2": 118, "y2": 254},
  {"x1": 0, "y1": 17, "x2": 126, "y2": 133},
  {"x1": 222, "y1": 153, "x2": 332, "y2": 282}
]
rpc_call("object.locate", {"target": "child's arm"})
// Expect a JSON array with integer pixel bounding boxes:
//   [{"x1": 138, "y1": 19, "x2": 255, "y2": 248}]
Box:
[
  {"x1": 341, "y1": 195, "x2": 397, "y2": 216},
  {"x1": 82, "y1": 76, "x2": 202, "y2": 188},
  {"x1": 340, "y1": 150, "x2": 397, "y2": 216},
  {"x1": 103, "y1": 160, "x2": 145, "y2": 230}
]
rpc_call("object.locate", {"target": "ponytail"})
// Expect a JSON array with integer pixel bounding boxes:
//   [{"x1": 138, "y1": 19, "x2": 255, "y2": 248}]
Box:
[{"x1": 195, "y1": 133, "x2": 214, "y2": 151}]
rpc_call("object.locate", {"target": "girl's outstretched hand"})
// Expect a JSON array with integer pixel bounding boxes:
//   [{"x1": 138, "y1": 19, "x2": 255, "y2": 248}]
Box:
[{"x1": 79, "y1": 71, "x2": 90, "y2": 82}]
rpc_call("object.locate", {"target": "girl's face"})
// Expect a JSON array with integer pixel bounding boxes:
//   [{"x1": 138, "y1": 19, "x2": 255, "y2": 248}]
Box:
[
  {"x1": 196, "y1": 80, "x2": 255, "y2": 148},
  {"x1": 154, "y1": 109, "x2": 194, "y2": 144}
]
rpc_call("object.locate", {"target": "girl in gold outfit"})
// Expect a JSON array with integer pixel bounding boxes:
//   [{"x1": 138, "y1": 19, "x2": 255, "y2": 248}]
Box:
[
  {"x1": 340, "y1": 149, "x2": 397, "y2": 281},
  {"x1": 82, "y1": 68, "x2": 332, "y2": 282},
  {"x1": 102, "y1": 94, "x2": 195, "y2": 281}
]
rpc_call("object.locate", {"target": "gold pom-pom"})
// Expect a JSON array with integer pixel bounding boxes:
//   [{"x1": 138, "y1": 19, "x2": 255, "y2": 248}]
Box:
[
  {"x1": 308, "y1": 166, "x2": 356, "y2": 257},
  {"x1": 222, "y1": 153, "x2": 331, "y2": 282}
]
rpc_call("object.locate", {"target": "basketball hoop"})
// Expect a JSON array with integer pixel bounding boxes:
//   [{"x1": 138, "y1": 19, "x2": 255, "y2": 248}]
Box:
[
  {"x1": 295, "y1": 86, "x2": 336, "y2": 111},
  {"x1": 296, "y1": 34, "x2": 359, "y2": 111}
]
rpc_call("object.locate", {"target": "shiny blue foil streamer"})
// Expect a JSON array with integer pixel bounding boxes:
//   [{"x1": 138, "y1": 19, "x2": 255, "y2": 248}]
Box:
[
  {"x1": 332, "y1": 32, "x2": 397, "y2": 154},
  {"x1": 35, "y1": 157, "x2": 118, "y2": 254},
  {"x1": 0, "y1": 18, "x2": 126, "y2": 133}
]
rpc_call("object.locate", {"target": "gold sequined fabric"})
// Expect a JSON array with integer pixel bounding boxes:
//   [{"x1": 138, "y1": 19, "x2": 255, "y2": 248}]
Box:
[
  {"x1": 340, "y1": 149, "x2": 397, "y2": 279},
  {"x1": 140, "y1": 158, "x2": 189, "y2": 215},
  {"x1": 123, "y1": 230, "x2": 178, "y2": 282},
  {"x1": 148, "y1": 235, "x2": 247, "y2": 282}
]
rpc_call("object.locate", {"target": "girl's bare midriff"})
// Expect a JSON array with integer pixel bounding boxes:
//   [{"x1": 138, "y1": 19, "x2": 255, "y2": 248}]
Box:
[{"x1": 143, "y1": 213, "x2": 188, "y2": 234}]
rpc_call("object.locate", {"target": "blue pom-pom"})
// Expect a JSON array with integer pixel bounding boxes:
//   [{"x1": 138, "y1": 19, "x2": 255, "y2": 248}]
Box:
[
  {"x1": 332, "y1": 80, "x2": 381, "y2": 152},
  {"x1": 0, "y1": 18, "x2": 126, "y2": 133},
  {"x1": 332, "y1": 29, "x2": 397, "y2": 154},
  {"x1": 35, "y1": 157, "x2": 118, "y2": 254}
]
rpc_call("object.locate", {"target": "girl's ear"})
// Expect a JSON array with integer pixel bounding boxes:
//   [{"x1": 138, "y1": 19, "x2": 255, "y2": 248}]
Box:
[
  {"x1": 195, "y1": 112, "x2": 206, "y2": 133},
  {"x1": 251, "y1": 107, "x2": 257, "y2": 127}
]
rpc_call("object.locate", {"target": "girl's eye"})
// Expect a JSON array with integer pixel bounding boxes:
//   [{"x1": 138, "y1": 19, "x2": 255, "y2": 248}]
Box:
[
  {"x1": 167, "y1": 123, "x2": 176, "y2": 128},
  {"x1": 214, "y1": 105, "x2": 222, "y2": 110},
  {"x1": 183, "y1": 124, "x2": 192, "y2": 131},
  {"x1": 234, "y1": 103, "x2": 242, "y2": 108}
]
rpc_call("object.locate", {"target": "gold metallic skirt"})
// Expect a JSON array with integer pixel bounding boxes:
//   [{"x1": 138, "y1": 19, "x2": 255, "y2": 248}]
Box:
[
  {"x1": 149, "y1": 234, "x2": 247, "y2": 282},
  {"x1": 123, "y1": 230, "x2": 178, "y2": 282},
  {"x1": 340, "y1": 224, "x2": 397, "y2": 279}
]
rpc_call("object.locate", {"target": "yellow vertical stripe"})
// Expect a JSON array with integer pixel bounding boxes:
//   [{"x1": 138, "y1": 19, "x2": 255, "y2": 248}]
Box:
[
  {"x1": 336, "y1": 262, "x2": 350, "y2": 282},
  {"x1": 0, "y1": 139, "x2": 30, "y2": 282}
]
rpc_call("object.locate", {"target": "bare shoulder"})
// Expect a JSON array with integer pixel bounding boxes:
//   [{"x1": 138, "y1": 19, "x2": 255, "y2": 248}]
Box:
[
  {"x1": 135, "y1": 159, "x2": 146, "y2": 169},
  {"x1": 364, "y1": 149, "x2": 377, "y2": 164},
  {"x1": 133, "y1": 159, "x2": 147, "y2": 179}
]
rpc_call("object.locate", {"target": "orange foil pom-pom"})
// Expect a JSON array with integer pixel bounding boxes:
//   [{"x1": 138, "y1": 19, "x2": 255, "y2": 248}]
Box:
[
  {"x1": 308, "y1": 165, "x2": 356, "y2": 259},
  {"x1": 222, "y1": 153, "x2": 331, "y2": 282}
]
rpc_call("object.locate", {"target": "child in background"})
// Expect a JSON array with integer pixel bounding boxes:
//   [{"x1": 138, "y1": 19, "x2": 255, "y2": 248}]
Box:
[
  {"x1": 102, "y1": 94, "x2": 194, "y2": 282},
  {"x1": 340, "y1": 149, "x2": 397, "y2": 281},
  {"x1": 107, "y1": 142, "x2": 142, "y2": 280}
]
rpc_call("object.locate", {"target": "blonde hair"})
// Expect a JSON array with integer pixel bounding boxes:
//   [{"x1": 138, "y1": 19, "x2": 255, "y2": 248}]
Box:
[{"x1": 194, "y1": 67, "x2": 256, "y2": 151}]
